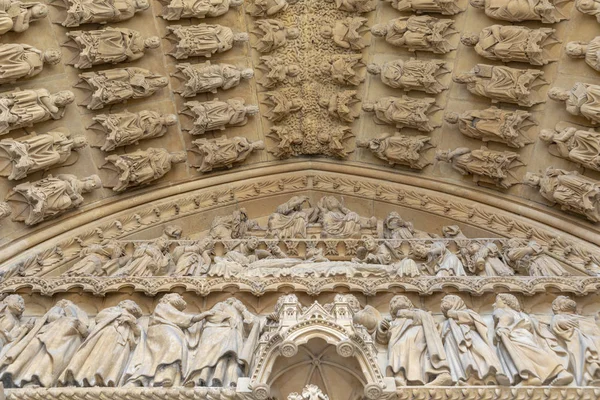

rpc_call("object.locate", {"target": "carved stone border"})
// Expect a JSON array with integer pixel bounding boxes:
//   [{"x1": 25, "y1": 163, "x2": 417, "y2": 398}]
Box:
[{"x1": 3, "y1": 276, "x2": 600, "y2": 296}]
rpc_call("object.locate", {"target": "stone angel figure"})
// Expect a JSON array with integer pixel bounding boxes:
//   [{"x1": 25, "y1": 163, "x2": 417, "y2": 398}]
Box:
[
  {"x1": 0, "y1": 44, "x2": 60, "y2": 84},
  {"x1": 461, "y1": 26, "x2": 559, "y2": 66},
  {"x1": 384, "y1": 0, "x2": 463, "y2": 14},
  {"x1": 189, "y1": 136, "x2": 264, "y2": 173},
  {"x1": 262, "y1": 92, "x2": 302, "y2": 122},
  {"x1": 470, "y1": 0, "x2": 569, "y2": 23},
  {"x1": 246, "y1": 0, "x2": 298, "y2": 16},
  {"x1": 436, "y1": 147, "x2": 523, "y2": 189},
  {"x1": 63, "y1": 27, "x2": 160, "y2": 69},
  {"x1": 524, "y1": 167, "x2": 600, "y2": 222},
  {"x1": 503, "y1": 238, "x2": 569, "y2": 276},
  {"x1": 252, "y1": 19, "x2": 299, "y2": 53},
  {"x1": 88, "y1": 110, "x2": 177, "y2": 152},
  {"x1": 362, "y1": 96, "x2": 441, "y2": 132},
  {"x1": 493, "y1": 293, "x2": 573, "y2": 386},
  {"x1": 0, "y1": 0, "x2": 47, "y2": 35},
  {"x1": 453, "y1": 64, "x2": 547, "y2": 107},
  {"x1": 166, "y1": 24, "x2": 248, "y2": 60},
  {"x1": 0, "y1": 295, "x2": 31, "y2": 354},
  {"x1": 172, "y1": 62, "x2": 254, "y2": 98},
  {"x1": 181, "y1": 98, "x2": 258, "y2": 136},
  {"x1": 59, "y1": 300, "x2": 143, "y2": 387},
  {"x1": 158, "y1": 0, "x2": 242, "y2": 20},
  {"x1": 320, "y1": 17, "x2": 370, "y2": 50},
  {"x1": 444, "y1": 107, "x2": 535, "y2": 148},
  {"x1": 0, "y1": 130, "x2": 87, "y2": 180},
  {"x1": 319, "y1": 90, "x2": 361, "y2": 123},
  {"x1": 357, "y1": 134, "x2": 433, "y2": 170},
  {"x1": 320, "y1": 54, "x2": 365, "y2": 87},
  {"x1": 172, "y1": 238, "x2": 214, "y2": 276},
  {"x1": 50, "y1": 0, "x2": 149, "y2": 27},
  {"x1": 0, "y1": 89, "x2": 74, "y2": 135},
  {"x1": 549, "y1": 83, "x2": 600, "y2": 124},
  {"x1": 76, "y1": 68, "x2": 168, "y2": 110},
  {"x1": 5, "y1": 174, "x2": 101, "y2": 226},
  {"x1": 257, "y1": 56, "x2": 301, "y2": 89},
  {"x1": 371, "y1": 16, "x2": 457, "y2": 54},
  {"x1": 377, "y1": 295, "x2": 453, "y2": 386},
  {"x1": 566, "y1": 38, "x2": 600, "y2": 72},
  {"x1": 325, "y1": 0, "x2": 376, "y2": 12},
  {"x1": 540, "y1": 124, "x2": 600, "y2": 171},
  {"x1": 100, "y1": 148, "x2": 186, "y2": 192},
  {"x1": 0, "y1": 300, "x2": 89, "y2": 388},
  {"x1": 576, "y1": 0, "x2": 600, "y2": 21},
  {"x1": 367, "y1": 59, "x2": 450, "y2": 94},
  {"x1": 440, "y1": 295, "x2": 508, "y2": 385},
  {"x1": 63, "y1": 240, "x2": 129, "y2": 276}
]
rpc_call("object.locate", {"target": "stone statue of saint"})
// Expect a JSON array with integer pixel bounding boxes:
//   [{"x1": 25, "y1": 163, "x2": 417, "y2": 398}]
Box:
[
  {"x1": 325, "y1": 0, "x2": 376, "y2": 12},
  {"x1": 158, "y1": 0, "x2": 242, "y2": 20},
  {"x1": 470, "y1": 0, "x2": 568, "y2": 23},
  {"x1": 257, "y1": 56, "x2": 301, "y2": 88},
  {"x1": 319, "y1": 90, "x2": 360, "y2": 123},
  {"x1": 453, "y1": 64, "x2": 547, "y2": 107},
  {"x1": 524, "y1": 167, "x2": 600, "y2": 222},
  {"x1": 367, "y1": 59, "x2": 449, "y2": 94},
  {"x1": 549, "y1": 83, "x2": 600, "y2": 124},
  {"x1": 0, "y1": 295, "x2": 30, "y2": 354},
  {"x1": 0, "y1": 89, "x2": 74, "y2": 135},
  {"x1": 252, "y1": 19, "x2": 299, "y2": 53},
  {"x1": 441, "y1": 295, "x2": 508, "y2": 385},
  {"x1": 173, "y1": 61, "x2": 254, "y2": 98},
  {"x1": 576, "y1": 0, "x2": 600, "y2": 22},
  {"x1": 377, "y1": 295, "x2": 452, "y2": 386},
  {"x1": 357, "y1": 134, "x2": 433, "y2": 170},
  {"x1": 124, "y1": 294, "x2": 214, "y2": 387},
  {"x1": 0, "y1": 130, "x2": 87, "y2": 180},
  {"x1": 566, "y1": 38, "x2": 600, "y2": 72},
  {"x1": 551, "y1": 296, "x2": 600, "y2": 386},
  {"x1": 181, "y1": 98, "x2": 258, "y2": 136},
  {"x1": 444, "y1": 107, "x2": 535, "y2": 148},
  {"x1": 5, "y1": 174, "x2": 101, "y2": 226},
  {"x1": 0, "y1": 44, "x2": 60, "y2": 84},
  {"x1": 59, "y1": 300, "x2": 143, "y2": 387},
  {"x1": 77, "y1": 68, "x2": 168, "y2": 110},
  {"x1": 266, "y1": 196, "x2": 314, "y2": 239},
  {"x1": 436, "y1": 147, "x2": 523, "y2": 189},
  {"x1": 504, "y1": 239, "x2": 569, "y2": 276},
  {"x1": 166, "y1": 24, "x2": 248, "y2": 59},
  {"x1": 314, "y1": 196, "x2": 376, "y2": 238},
  {"x1": 208, "y1": 208, "x2": 261, "y2": 240},
  {"x1": 493, "y1": 293, "x2": 573, "y2": 386},
  {"x1": 321, "y1": 54, "x2": 365, "y2": 87},
  {"x1": 0, "y1": 0, "x2": 47, "y2": 35},
  {"x1": 384, "y1": 211, "x2": 431, "y2": 241},
  {"x1": 89, "y1": 111, "x2": 177, "y2": 151},
  {"x1": 414, "y1": 241, "x2": 467, "y2": 276},
  {"x1": 56, "y1": 0, "x2": 149, "y2": 27},
  {"x1": 263, "y1": 92, "x2": 303, "y2": 122},
  {"x1": 320, "y1": 17, "x2": 369, "y2": 50},
  {"x1": 184, "y1": 298, "x2": 265, "y2": 387},
  {"x1": 65, "y1": 27, "x2": 160, "y2": 69},
  {"x1": 371, "y1": 16, "x2": 457, "y2": 54},
  {"x1": 172, "y1": 238, "x2": 214, "y2": 276},
  {"x1": 189, "y1": 136, "x2": 264, "y2": 173},
  {"x1": 461, "y1": 26, "x2": 558, "y2": 66},
  {"x1": 464, "y1": 242, "x2": 515, "y2": 276},
  {"x1": 385, "y1": 0, "x2": 462, "y2": 14},
  {"x1": 540, "y1": 125, "x2": 600, "y2": 171},
  {"x1": 246, "y1": 0, "x2": 298, "y2": 16},
  {"x1": 0, "y1": 300, "x2": 89, "y2": 388},
  {"x1": 64, "y1": 240, "x2": 128, "y2": 276},
  {"x1": 101, "y1": 148, "x2": 186, "y2": 192},
  {"x1": 362, "y1": 96, "x2": 440, "y2": 132}
]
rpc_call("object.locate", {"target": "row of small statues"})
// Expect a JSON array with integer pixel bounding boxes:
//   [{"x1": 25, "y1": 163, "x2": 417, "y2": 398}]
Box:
[{"x1": 0, "y1": 292, "x2": 598, "y2": 388}]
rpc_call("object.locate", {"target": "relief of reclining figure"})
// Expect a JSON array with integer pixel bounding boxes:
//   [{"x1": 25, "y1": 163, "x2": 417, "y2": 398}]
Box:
[
  {"x1": 49, "y1": 0, "x2": 149, "y2": 27},
  {"x1": 189, "y1": 135, "x2": 264, "y2": 173},
  {"x1": 180, "y1": 98, "x2": 258, "y2": 136},
  {"x1": 362, "y1": 96, "x2": 441, "y2": 132},
  {"x1": 357, "y1": 134, "x2": 433, "y2": 170},
  {"x1": 172, "y1": 61, "x2": 253, "y2": 98},
  {"x1": 165, "y1": 24, "x2": 248, "y2": 60}
]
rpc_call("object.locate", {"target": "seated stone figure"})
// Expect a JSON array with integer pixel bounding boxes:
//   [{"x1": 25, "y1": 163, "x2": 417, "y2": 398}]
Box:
[
  {"x1": 65, "y1": 240, "x2": 129, "y2": 276},
  {"x1": 5, "y1": 174, "x2": 101, "y2": 225},
  {"x1": 76, "y1": 68, "x2": 168, "y2": 110},
  {"x1": 0, "y1": 0, "x2": 47, "y2": 35},
  {"x1": 461, "y1": 26, "x2": 558, "y2": 66},
  {"x1": 470, "y1": 0, "x2": 569, "y2": 23},
  {"x1": 172, "y1": 61, "x2": 254, "y2": 98},
  {"x1": 189, "y1": 135, "x2": 264, "y2": 173},
  {"x1": 320, "y1": 17, "x2": 370, "y2": 50},
  {"x1": 0, "y1": 44, "x2": 60, "y2": 84},
  {"x1": 321, "y1": 54, "x2": 365, "y2": 87},
  {"x1": 362, "y1": 96, "x2": 440, "y2": 132},
  {"x1": 314, "y1": 196, "x2": 377, "y2": 238},
  {"x1": 181, "y1": 98, "x2": 258, "y2": 136},
  {"x1": 326, "y1": 0, "x2": 376, "y2": 12},
  {"x1": 357, "y1": 134, "x2": 433, "y2": 170},
  {"x1": 436, "y1": 147, "x2": 523, "y2": 189},
  {"x1": 101, "y1": 148, "x2": 186, "y2": 192},
  {"x1": 445, "y1": 107, "x2": 535, "y2": 148},
  {"x1": 384, "y1": 0, "x2": 462, "y2": 14},
  {"x1": 246, "y1": 0, "x2": 298, "y2": 16},
  {"x1": 53, "y1": 0, "x2": 149, "y2": 27},
  {"x1": 166, "y1": 24, "x2": 248, "y2": 60},
  {"x1": 252, "y1": 19, "x2": 299, "y2": 53},
  {"x1": 0, "y1": 130, "x2": 87, "y2": 180},
  {"x1": 453, "y1": 64, "x2": 547, "y2": 107},
  {"x1": 566, "y1": 38, "x2": 600, "y2": 72},
  {"x1": 65, "y1": 27, "x2": 160, "y2": 69},
  {"x1": 158, "y1": 0, "x2": 242, "y2": 20},
  {"x1": 524, "y1": 167, "x2": 600, "y2": 222},
  {"x1": 257, "y1": 56, "x2": 301, "y2": 88},
  {"x1": 266, "y1": 196, "x2": 314, "y2": 238},
  {"x1": 0, "y1": 89, "x2": 74, "y2": 135},
  {"x1": 540, "y1": 125, "x2": 600, "y2": 171},
  {"x1": 548, "y1": 83, "x2": 600, "y2": 124},
  {"x1": 371, "y1": 16, "x2": 457, "y2": 54},
  {"x1": 576, "y1": 0, "x2": 600, "y2": 22},
  {"x1": 88, "y1": 110, "x2": 177, "y2": 151},
  {"x1": 367, "y1": 59, "x2": 449, "y2": 94}
]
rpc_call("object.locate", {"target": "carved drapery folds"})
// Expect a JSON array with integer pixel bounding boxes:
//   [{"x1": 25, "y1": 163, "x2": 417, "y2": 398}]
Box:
[
  {"x1": 0, "y1": 44, "x2": 61, "y2": 84},
  {"x1": 540, "y1": 124, "x2": 600, "y2": 171},
  {"x1": 0, "y1": 0, "x2": 47, "y2": 35},
  {"x1": 367, "y1": 59, "x2": 450, "y2": 94},
  {"x1": 549, "y1": 83, "x2": 600, "y2": 124},
  {"x1": 188, "y1": 136, "x2": 264, "y2": 173},
  {"x1": 172, "y1": 62, "x2": 254, "y2": 97},
  {"x1": 371, "y1": 16, "x2": 457, "y2": 54},
  {"x1": 357, "y1": 135, "x2": 433, "y2": 169},
  {"x1": 180, "y1": 99, "x2": 258, "y2": 136},
  {"x1": 157, "y1": 0, "x2": 242, "y2": 20},
  {"x1": 166, "y1": 24, "x2": 248, "y2": 59},
  {"x1": 50, "y1": 0, "x2": 149, "y2": 27},
  {"x1": 469, "y1": 0, "x2": 569, "y2": 23},
  {"x1": 362, "y1": 96, "x2": 441, "y2": 132}
]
